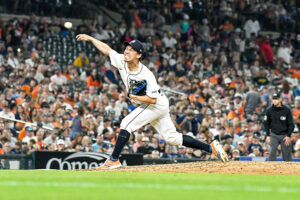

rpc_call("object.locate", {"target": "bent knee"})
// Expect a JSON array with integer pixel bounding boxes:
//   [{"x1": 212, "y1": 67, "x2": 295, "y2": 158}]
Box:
[
  {"x1": 164, "y1": 133, "x2": 183, "y2": 146},
  {"x1": 120, "y1": 120, "x2": 133, "y2": 133}
]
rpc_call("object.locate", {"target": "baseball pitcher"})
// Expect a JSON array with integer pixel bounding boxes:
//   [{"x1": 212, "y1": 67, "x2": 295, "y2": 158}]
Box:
[{"x1": 76, "y1": 34, "x2": 229, "y2": 169}]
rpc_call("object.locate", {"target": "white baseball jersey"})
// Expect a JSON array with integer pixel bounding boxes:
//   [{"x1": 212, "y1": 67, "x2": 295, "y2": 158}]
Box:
[
  {"x1": 109, "y1": 50, "x2": 162, "y2": 104},
  {"x1": 109, "y1": 50, "x2": 183, "y2": 145}
]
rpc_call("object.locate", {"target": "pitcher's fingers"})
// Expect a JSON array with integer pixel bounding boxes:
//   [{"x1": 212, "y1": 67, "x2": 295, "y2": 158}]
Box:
[{"x1": 76, "y1": 34, "x2": 83, "y2": 40}]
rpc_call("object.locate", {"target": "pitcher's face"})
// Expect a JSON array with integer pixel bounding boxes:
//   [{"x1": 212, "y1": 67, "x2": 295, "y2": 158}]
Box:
[{"x1": 124, "y1": 45, "x2": 141, "y2": 62}]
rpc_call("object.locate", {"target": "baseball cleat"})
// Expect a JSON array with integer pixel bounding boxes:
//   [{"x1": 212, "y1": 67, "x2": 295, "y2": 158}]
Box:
[
  {"x1": 97, "y1": 159, "x2": 122, "y2": 170},
  {"x1": 210, "y1": 140, "x2": 229, "y2": 163}
]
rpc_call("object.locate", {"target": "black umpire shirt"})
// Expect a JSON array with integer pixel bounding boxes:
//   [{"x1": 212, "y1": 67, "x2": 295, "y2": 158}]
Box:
[{"x1": 263, "y1": 105, "x2": 294, "y2": 137}]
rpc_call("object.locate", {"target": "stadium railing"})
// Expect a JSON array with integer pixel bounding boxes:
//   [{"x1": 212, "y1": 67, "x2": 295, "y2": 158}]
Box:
[{"x1": 0, "y1": 154, "x2": 34, "y2": 169}]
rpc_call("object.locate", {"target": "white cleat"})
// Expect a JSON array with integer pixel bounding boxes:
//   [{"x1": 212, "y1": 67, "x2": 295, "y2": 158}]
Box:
[{"x1": 210, "y1": 140, "x2": 229, "y2": 163}]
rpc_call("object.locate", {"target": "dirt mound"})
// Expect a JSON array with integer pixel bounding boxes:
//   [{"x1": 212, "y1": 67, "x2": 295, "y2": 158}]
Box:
[{"x1": 113, "y1": 161, "x2": 300, "y2": 175}]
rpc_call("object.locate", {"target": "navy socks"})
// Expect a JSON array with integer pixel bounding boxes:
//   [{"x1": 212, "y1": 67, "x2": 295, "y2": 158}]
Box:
[
  {"x1": 111, "y1": 129, "x2": 130, "y2": 160},
  {"x1": 182, "y1": 135, "x2": 212, "y2": 153}
]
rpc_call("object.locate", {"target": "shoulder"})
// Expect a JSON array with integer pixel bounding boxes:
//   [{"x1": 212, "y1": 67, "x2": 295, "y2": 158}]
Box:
[
  {"x1": 266, "y1": 106, "x2": 273, "y2": 113},
  {"x1": 141, "y1": 64, "x2": 154, "y2": 76},
  {"x1": 110, "y1": 50, "x2": 124, "y2": 59},
  {"x1": 283, "y1": 105, "x2": 292, "y2": 112}
]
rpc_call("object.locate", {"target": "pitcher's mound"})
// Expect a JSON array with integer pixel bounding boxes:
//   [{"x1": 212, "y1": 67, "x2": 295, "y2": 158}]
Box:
[{"x1": 113, "y1": 161, "x2": 300, "y2": 175}]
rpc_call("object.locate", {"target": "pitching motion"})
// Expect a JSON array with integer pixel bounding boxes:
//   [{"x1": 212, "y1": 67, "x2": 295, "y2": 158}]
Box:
[{"x1": 76, "y1": 34, "x2": 229, "y2": 170}]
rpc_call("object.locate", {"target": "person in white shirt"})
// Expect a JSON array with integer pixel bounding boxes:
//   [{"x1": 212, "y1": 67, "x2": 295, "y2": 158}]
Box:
[
  {"x1": 277, "y1": 40, "x2": 292, "y2": 68},
  {"x1": 293, "y1": 127, "x2": 300, "y2": 152},
  {"x1": 22, "y1": 127, "x2": 37, "y2": 145},
  {"x1": 50, "y1": 68, "x2": 67, "y2": 86},
  {"x1": 105, "y1": 99, "x2": 121, "y2": 118},
  {"x1": 76, "y1": 34, "x2": 228, "y2": 169},
  {"x1": 244, "y1": 16, "x2": 260, "y2": 38},
  {"x1": 34, "y1": 65, "x2": 45, "y2": 83},
  {"x1": 115, "y1": 93, "x2": 128, "y2": 114},
  {"x1": 0, "y1": 103, "x2": 15, "y2": 128},
  {"x1": 97, "y1": 118, "x2": 114, "y2": 136},
  {"x1": 7, "y1": 51, "x2": 20, "y2": 68},
  {"x1": 44, "y1": 130, "x2": 59, "y2": 145},
  {"x1": 162, "y1": 32, "x2": 177, "y2": 48}
]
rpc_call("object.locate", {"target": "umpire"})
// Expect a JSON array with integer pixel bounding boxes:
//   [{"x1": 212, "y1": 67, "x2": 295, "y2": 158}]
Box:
[{"x1": 264, "y1": 92, "x2": 294, "y2": 161}]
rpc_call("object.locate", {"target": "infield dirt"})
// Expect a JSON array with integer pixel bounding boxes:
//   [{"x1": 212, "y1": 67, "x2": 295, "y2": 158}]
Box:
[{"x1": 108, "y1": 161, "x2": 300, "y2": 175}]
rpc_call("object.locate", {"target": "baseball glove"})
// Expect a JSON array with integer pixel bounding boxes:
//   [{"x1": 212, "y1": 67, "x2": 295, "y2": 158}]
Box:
[{"x1": 128, "y1": 80, "x2": 147, "y2": 97}]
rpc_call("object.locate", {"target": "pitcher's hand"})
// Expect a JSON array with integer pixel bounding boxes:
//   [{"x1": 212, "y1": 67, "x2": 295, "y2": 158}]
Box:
[{"x1": 76, "y1": 34, "x2": 93, "y2": 42}]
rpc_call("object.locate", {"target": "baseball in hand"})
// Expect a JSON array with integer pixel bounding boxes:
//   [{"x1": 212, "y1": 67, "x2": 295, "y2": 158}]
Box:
[{"x1": 64, "y1": 22, "x2": 72, "y2": 29}]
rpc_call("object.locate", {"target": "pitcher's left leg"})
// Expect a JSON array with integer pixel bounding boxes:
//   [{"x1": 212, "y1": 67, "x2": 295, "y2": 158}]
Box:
[{"x1": 150, "y1": 114, "x2": 228, "y2": 162}]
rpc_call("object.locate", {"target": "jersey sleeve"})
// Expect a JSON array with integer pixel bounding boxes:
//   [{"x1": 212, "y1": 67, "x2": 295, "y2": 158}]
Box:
[
  {"x1": 145, "y1": 72, "x2": 160, "y2": 98},
  {"x1": 109, "y1": 50, "x2": 125, "y2": 70}
]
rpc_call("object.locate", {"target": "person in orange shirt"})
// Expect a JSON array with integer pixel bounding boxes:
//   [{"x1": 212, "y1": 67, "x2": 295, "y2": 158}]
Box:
[
  {"x1": 35, "y1": 128, "x2": 47, "y2": 150},
  {"x1": 227, "y1": 101, "x2": 236, "y2": 120},
  {"x1": 292, "y1": 99, "x2": 300, "y2": 118},
  {"x1": 52, "y1": 114, "x2": 63, "y2": 129},
  {"x1": 87, "y1": 68, "x2": 102, "y2": 89}
]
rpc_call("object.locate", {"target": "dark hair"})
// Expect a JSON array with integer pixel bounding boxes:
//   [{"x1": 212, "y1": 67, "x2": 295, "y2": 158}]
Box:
[
  {"x1": 91, "y1": 69, "x2": 101, "y2": 82},
  {"x1": 77, "y1": 106, "x2": 85, "y2": 116},
  {"x1": 282, "y1": 80, "x2": 290, "y2": 93}
]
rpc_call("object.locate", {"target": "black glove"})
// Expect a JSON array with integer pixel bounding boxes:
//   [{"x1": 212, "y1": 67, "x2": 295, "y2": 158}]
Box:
[{"x1": 128, "y1": 80, "x2": 147, "y2": 98}]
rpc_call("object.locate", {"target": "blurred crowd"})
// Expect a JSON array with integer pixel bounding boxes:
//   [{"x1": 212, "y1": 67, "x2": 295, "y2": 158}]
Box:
[{"x1": 0, "y1": 0, "x2": 300, "y2": 161}]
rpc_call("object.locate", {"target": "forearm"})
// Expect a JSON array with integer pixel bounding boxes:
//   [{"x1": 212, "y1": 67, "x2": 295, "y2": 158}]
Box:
[
  {"x1": 129, "y1": 94, "x2": 157, "y2": 104},
  {"x1": 90, "y1": 37, "x2": 112, "y2": 56}
]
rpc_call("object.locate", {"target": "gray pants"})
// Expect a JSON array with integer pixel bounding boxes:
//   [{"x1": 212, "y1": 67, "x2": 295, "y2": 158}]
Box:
[{"x1": 269, "y1": 133, "x2": 292, "y2": 161}]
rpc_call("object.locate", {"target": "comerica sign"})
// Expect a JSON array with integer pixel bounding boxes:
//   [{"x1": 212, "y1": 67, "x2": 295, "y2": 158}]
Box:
[
  {"x1": 34, "y1": 151, "x2": 143, "y2": 170},
  {"x1": 45, "y1": 152, "x2": 109, "y2": 170}
]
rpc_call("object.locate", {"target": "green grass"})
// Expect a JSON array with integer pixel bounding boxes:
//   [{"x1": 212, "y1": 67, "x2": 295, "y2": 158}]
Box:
[{"x1": 0, "y1": 170, "x2": 299, "y2": 200}]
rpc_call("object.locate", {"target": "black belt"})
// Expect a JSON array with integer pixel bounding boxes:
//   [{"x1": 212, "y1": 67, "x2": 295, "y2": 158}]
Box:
[{"x1": 158, "y1": 89, "x2": 161, "y2": 94}]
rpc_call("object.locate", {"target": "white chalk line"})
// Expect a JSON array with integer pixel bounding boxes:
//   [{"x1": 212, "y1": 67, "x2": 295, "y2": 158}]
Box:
[{"x1": 0, "y1": 181, "x2": 299, "y2": 193}]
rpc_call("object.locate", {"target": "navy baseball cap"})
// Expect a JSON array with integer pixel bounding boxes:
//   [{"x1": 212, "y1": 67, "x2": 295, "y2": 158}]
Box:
[
  {"x1": 124, "y1": 40, "x2": 144, "y2": 54},
  {"x1": 272, "y1": 93, "x2": 281, "y2": 99}
]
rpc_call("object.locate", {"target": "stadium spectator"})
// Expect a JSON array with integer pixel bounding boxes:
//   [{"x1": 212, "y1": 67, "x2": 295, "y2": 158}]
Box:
[
  {"x1": 87, "y1": 68, "x2": 102, "y2": 89},
  {"x1": 176, "y1": 146, "x2": 188, "y2": 158},
  {"x1": 22, "y1": 127, "x2": 36, "y2": 145},
  {"x1": 244, "y1": 16, "x2": 261, "y2": 38},
  {"x1": 244, "y1": 86, "x2": 261, "y2": 117},
  {"x1": 3, "y1": 142, "x2": 12, "y2": 154},
  {"x1": 44, "y1": 130, "x2": 58, "y2": 146},
  {"x1": 73, "y1": 51, "x2": 89, "y2": 67},
  {"x1": 137, "y1": 137, "x2": 154, "y2": 158}
]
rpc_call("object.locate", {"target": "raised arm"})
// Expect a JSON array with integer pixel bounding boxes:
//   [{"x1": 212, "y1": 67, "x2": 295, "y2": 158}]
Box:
[{"x1": 76, "y1": 34, "x2": 112, "y2": 56}]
